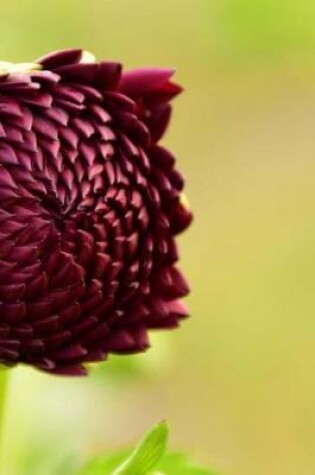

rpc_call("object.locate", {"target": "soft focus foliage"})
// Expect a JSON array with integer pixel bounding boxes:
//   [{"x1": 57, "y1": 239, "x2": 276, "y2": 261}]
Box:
[{"x1": 0, "y1": 1, "x2": 315, "y2": 475}]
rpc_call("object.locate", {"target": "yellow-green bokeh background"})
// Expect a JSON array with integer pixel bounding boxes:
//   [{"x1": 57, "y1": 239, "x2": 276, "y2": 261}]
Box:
[{"x1": 1, "y1": 1, "x2": 315, "y2": 474}]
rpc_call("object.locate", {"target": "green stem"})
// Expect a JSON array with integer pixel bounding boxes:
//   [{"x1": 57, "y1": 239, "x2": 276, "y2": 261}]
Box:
[{"x1": 0, "y1": 369, "x2": 9, "y2": 471}]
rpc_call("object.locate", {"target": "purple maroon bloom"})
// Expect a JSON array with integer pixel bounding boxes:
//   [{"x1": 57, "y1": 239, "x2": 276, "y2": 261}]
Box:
[{"x1": 0, "y1": 49, "x2": 192, "y2": 376}]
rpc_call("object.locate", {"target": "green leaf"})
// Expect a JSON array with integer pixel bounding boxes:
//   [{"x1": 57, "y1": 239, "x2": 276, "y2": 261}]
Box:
[
  {"x1": 79, "y1": 451, "x2": 128, "y2": 475},
  {"x1": 154, "y1": 452, "x2": 216, "y2": 475},
  {"x1": 78, "y1": 422, "x2": 216, "y2": 475},
  {"x1": 112, "y1": 421, "x2": 169, "y2": 475}
]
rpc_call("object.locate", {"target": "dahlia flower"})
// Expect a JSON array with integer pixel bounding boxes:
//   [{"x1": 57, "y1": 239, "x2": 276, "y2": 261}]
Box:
[{"x1": 0, "y1": 49, "x2": 192, "y2": 376}]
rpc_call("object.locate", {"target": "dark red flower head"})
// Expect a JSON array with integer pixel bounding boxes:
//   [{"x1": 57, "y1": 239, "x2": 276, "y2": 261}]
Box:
[{"x1": 0, "y1": 49, "x2": 192, "y2": 376}]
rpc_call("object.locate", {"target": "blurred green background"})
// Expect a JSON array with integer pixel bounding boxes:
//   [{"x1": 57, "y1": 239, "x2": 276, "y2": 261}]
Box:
[{"x1": 1, "y1": 1, "x2": 315, "y2": 474}]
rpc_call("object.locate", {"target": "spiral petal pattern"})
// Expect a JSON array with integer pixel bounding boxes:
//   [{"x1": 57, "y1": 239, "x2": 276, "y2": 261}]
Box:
[{"x1": 0, "y1": 49, "x2": 192, "y2": 376}]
